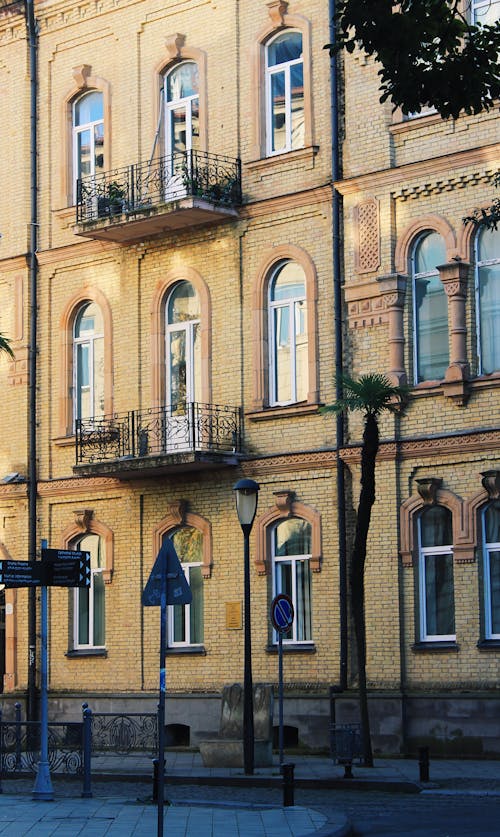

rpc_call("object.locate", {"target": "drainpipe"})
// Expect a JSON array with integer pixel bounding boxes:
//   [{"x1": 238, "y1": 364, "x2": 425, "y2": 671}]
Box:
[
  {"x1": 329, "y1": 0, "x2": 348, "y2": 693},
  {"x1": 25, "y1": 0, "x2": 39, "y2": 723}
]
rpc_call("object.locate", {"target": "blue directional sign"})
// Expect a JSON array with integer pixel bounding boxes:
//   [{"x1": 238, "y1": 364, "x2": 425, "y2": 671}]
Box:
[
  {"x1": 270, "y1": 593, "x2": 294, "y2": 633},
  {"x1": 41, "y1": 549, "x2": 91, "y2": 588},
  {"x1": 142, "y1": 539, "x2": 192, "y2": 607}
]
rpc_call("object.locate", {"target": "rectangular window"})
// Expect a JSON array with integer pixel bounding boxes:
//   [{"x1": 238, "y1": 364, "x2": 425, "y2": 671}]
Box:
[
  {"x1": 73, "y1": 534, "x2": 105, "y2": 649},
  {"x1": 420, "y1": 549, "x2": 455, "y2": 640},
  {"x1": 483, "y1": 503, "x2": 500, "y2": 639},
  {"x1": 274, "y1": 557, "x2": 312, "y2": 643},
  {"x1": 168, "y1": 563, "x2": 204, "y2": 646}
]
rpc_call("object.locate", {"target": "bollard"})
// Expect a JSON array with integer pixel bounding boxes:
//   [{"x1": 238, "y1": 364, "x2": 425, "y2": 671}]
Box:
[
  {"x1": 282, "y1": 762, "x2": 295, "y2": 807},
  {"x1": 418, "y1": 746, "x2": 430, "y2": 782},
  {"x1": 152, "y1": 757, "x2": 166, "y2": 802},
  {"x1": 81, "y1": 705, "x2": 93, "y2": 798}
]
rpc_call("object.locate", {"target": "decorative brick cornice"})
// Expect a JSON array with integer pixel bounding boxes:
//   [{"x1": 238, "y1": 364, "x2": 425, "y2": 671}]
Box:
[
  {"x1": 38, "y1": 477, "x2": 123, "y2": 497},
  {"x1": 243, "y1": 450, "x2": 337, "y2": 476},
  {"x1": 340, "y1": 428, "x2": 500, "y2": 464}
]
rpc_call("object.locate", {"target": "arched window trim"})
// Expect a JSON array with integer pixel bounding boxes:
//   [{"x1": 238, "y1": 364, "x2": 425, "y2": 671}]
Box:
[
  {"x1": 252, "y1": 244, "x2": 318, "y2": 411},
  {"x1": 250, "y1": 10, "x2": 313, "y2": 160},
  {"x1": 62, "y1": 67, "x2": 111, "y2": 207},
  {"x1": 153, "y1": 40, "x2": 208, "y2": 154},
  {"x1": 473, "y1": 226, "x2": 500, "y2": 376},
  {"x1": 151, "y1": 267, "x2": 211, "y2": 410},
  {"x1": 254, "y1": 491, "x2": 321, "y2": 576},
  {"x1": 152, "y1": 500, "x2": 212, "y2": 578},
  {"x1": 61, "y1": 512, "x2": 114, "y2": 583},
  {"x1": 395, "y1": 215, "x2": 457, "y2": 274},
  {"x1": 400, "y1": 486, "x2": 464, "y2": 567},
  {"x1": 59, "y1": 289, "x2": 113, "y2": 437}
]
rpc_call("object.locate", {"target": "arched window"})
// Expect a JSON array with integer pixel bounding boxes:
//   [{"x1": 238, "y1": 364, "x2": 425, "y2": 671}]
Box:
[
  {"x1": 481, "y1": 502, "x2": 500, "y2": 640},
  {"x1": 268, "y1": 261, "x2": 307, "y2": 405},
  {"x1": 163, "y1": 62, "x2": 199, "y2": 191},
  {"x1": 272, "y1": 517, "x2": 312, "y2": 644},
  {"x1": 417, "y1": 506, "x2": 455, "y2": 642},
  {"x1": 265, "y1": 31, "x2": 304, "y2": 156},
  {"x1": 72, "y1": 91, "x2": 104, "y2": 201},
  {"x1": 411, "y1": 232, "x2": 449, "y2": 383},
  {"x1": 164, "y1": 282, "x2": 201, "y2": 451},
  {"x1": 73, "y1": 301, "x2": 104, "y2": 427},
  {"x1": 165, "y1": 526, "x2": 204, "y2": 647},
  {"x1": 71, "y1": 532, "x2": 105, "y2": 650},
  {"x1": 475, "y1": 227, "x2": 500, "y2": 375}
]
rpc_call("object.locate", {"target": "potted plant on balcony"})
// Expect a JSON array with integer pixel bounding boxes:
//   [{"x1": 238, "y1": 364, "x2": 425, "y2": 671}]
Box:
[{"x1": 98, "y1": 181, "x2": 126, "y2": 218}]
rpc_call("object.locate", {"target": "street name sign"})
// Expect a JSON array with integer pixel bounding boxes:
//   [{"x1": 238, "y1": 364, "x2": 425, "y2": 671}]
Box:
[
  {"x1": 41, "y1": 548, "x2": 91, "y2": 588},
  {"x1": 0, "y1": 560, "x2": 44, "y2": 587}
]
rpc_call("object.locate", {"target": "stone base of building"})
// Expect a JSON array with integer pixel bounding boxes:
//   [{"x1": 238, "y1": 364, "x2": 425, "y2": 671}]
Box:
[{"x1": 2, "y1": 690, "x2": 499, "y2": 758}]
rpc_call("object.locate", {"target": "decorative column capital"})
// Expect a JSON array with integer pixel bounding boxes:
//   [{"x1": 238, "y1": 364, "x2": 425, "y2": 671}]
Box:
[
  {"x1": 438, "y1": 261, "x2": 470, "y2": 297},
  {"x1": 377, "y1": 273, "x2": 407, "y2": 308},
  {"x1": 481, "y1": 470, "x2": 500, "y2": 500},
  {"x1": 416, "y1": 478, "x2": 442, "y2": 505}
]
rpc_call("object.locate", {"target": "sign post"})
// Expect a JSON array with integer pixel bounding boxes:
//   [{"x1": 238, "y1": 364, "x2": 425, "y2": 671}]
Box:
[
  {"x1": 270, "y1": 594, "x2": 294, "y2": 767},
  {"x1": 143, "y1": 539, "x2": 192, "y2": 837}
]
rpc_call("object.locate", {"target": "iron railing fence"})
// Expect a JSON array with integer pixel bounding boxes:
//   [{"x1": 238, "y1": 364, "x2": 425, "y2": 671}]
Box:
[
  {"x1": 75, "y1": 402, "x2": 242, "y2": 465},
  {"x1": 90, "y1": 711, "x2": 157, "y2": 755},
  {"x1": 0, "y1": 705, "x2": 83, "y2": 778},
  {"x1": 76, "y1": 150, "x2": 242, "y2": 223}
]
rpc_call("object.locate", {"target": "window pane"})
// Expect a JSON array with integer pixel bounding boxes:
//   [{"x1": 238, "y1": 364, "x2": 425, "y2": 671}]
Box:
[
  {"x1": 425, "y1": 552, "x2": 455, "y2": 636},
  {"x1": 296, "y1": 559, "x2": 312, "y2": 641},
  {"x1": 478, "y1": 262, "x2": 500, "y2": 374},
  {"x1": 77, "y1": 344, "x2": 90, "y2": 420},
  {"x1": 415, "y1": 273, "x2": 449, "y2": 381},
  {"x1": 271, "y1": 262, "x2": 306, "y2": 301},
  {"x1": 173, "y1": 604, "x2": 186, "y2": 642},
  {"x1": 78, "y1": 587, "x2": 89, "y2": 645},
  {"x1": 489, "y1": 550, "x2": 500, "y2": 635},
  {"x1": 171, "y1": 105, "x2": 187, "y2": 155},
  {"x1": 74, "y1": 92, "x2": 103, "y2": 126},
  {"x1": 415, "y1": 232, "x2": 447, "y2": 274},
  {"x1": 94, "y1": 123, "x2": 104, "y2": 174},
  {"x1": 77, "y1": 130, "x2": 92, "y2": 179},
  {"x1": 485, "y1": 503, "x2": 500, "y2": 543},
  {"x1": 172, "y1": 527, "x2": 203, "y2": 563},
  {"x1": 93, "y1": 572, "x2": 105, "y2": 646},
  {"x1": 275, "y1": 518, "x2": 312, "y2": 556},
  {"x1": 473, "y1": 0, "x2": 499, "y2": 24},
  {"x1": 189, "y1": 566, "x2": 204, "y2": 643},
  {"x1": 274, "y1": 306, "x2": 290, "y2": 402},
  {"x1": 271, "y1": 71, "x2": 286, "y2": 153},
  {"x1": 168, "y1": 282, "x2": 200, "y2": 322},
  {"x1": 295, "y1": 300, "x2": 308, "y2": 402},
  {"x1": 167, "y1": 63, "x2": 199, "y2": 100},
  {"x1": 290, "y1": 63, "x2": 304, "y2": 149},
  {"x1": 267, "y1": 32, "x2": 302, "y2": 66},
  {"x1": 420, "y1": 506, "x2": 453, "y2": 547},
  {"x1": 169, "y1": 329, "x2": 186, "y2": 410}
]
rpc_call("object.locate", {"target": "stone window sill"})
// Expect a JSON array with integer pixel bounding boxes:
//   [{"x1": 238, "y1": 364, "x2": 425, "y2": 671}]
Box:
[
  {"x1": 166, "y1": 645, "x2": 206, "y2": 655},
  {"x1": 246, "y1": 146, "x2": 319, "y2": 173},
  {"x1": 247, "y1": 402, "x2": 321, "y2": 422},
  {"x1": 66, "y1": 648, "x2": 107, "y2": 658},
  {"x1": 411, "y1": 641, "x2": 459, "y2": 653},
  {"x1": 266, "y1": 643, "x2": 316, "y2": 654},
  {"x1": 53, "y1": 435, "x2": 76, "y2": 448},
  {"x1": 477, "y1": 639, "x2": 500, "y2": 650}
]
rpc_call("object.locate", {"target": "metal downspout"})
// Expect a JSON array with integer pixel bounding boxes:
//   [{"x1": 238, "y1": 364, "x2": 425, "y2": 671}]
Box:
[
  {"x1": 25, "y1": 0, "x2": 38, "y2": 723},
  {"x1": 329, "y1": 0, "x2": 348, "y2": 693}
]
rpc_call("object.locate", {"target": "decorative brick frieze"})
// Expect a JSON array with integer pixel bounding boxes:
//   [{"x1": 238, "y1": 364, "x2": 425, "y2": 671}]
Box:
[{"x1": 355, "y1": 198, "x2": 380, "y2": 274}]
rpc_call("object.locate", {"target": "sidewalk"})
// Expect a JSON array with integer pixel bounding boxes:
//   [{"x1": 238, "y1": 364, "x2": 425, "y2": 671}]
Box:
[{"x1": 0, "y1": 754, "x2": 498, "y2": 836}]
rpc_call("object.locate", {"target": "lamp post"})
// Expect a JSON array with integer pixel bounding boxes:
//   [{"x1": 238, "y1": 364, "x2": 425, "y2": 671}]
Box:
[{"x1": 233, "y1": 477, "x2": 259, "y2": 776}]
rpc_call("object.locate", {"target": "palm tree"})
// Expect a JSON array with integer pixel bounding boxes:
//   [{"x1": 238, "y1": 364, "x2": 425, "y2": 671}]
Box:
[
  {"x1": 0, "y1": 333, "x2": 14, "y2": 359},
  {"x1": 322, "y1": 373, "x2": 409, "y2": 766}
]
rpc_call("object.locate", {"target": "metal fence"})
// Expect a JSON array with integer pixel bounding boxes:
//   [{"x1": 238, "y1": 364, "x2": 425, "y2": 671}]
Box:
[
  {"x1": 75, "y1": 402, "x2": 242, "y2": 464},
  {"x1": 76, "y1": 149, "x2": 242, "y2": 224}
]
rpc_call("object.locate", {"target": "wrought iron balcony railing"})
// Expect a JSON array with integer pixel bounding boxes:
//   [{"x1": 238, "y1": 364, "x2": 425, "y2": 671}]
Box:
[
  {"x1": 76, "y1": 150, "x2": 242, "y2": 224},
  {"x1": 75, "y1": 403, "x2": 242, "y2": 466}
]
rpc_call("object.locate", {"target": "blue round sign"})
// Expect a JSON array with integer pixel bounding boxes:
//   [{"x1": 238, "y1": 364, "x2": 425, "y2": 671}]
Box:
[{"x1": 270, "y1": 593, "x2": 294, "y2": 633}]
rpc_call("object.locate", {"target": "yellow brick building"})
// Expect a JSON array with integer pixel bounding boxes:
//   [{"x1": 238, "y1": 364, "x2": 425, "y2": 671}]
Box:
[{"x1": 0, "y1": 0, "x2": 498, "y2": 756}]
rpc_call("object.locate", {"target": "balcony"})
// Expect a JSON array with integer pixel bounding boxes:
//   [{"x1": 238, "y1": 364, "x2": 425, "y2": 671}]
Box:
[
  {"x1": 74, "y1": 151, "x2": 242, "y2": 243},
  {"x1": 73, "y1": 403, "x2": 242, "y2": 479}
]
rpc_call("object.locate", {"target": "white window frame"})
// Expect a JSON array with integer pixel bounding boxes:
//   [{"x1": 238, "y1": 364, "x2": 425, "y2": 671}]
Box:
[
  {"x1": 72, "y1": 534, "x2": 105, "y2": 651},
  {"x1": 268, "y1": 264, "x2": 307, "y2": 406},
  {"x1": 471, "y1": 0, "x2": 499, "y2": 25},
  {"x1": 73, "y1": 303, "x2": 104, "y2": 429},
  {"x1": 265, "y1": 31, "x2": 303, "y2": 157},
  {"x1": 411, "y1": 233, "x2": 448, "y2": 384},
  {"x1": 482, "y1": 506, "x2": 500, "y2": 640},
  {"x1": 72, "y1": 91, "x2": 104, "y2": 204},
  {"x1": 417, "y1": 523, "x2": 455, "y2": 643},
  {"x1": 474, "y1": 229, "x2": 500, "y2": 376},
  {"x1": 272, "y1": 527, "x2": 312, "y2": 646},
  {"x1": 167, "y1": 560, "x2": 203, "y2": 648}
]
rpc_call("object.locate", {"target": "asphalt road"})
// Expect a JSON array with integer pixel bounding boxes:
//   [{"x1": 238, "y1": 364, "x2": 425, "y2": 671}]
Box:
[{"x1": 4, "y1": 777, "x2": 500, "y2": 836}]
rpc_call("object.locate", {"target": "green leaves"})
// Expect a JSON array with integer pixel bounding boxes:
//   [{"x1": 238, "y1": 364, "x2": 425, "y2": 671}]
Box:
[
  {"x1": 320, "y1": 373, "x2": 410, "y2": 418},
  {"x1": 326, "y1": 0, "x2": 500, "y2": 120},
  {"x1": 463, "y1": 171, "x2": 500, "y2": 231},
  {"x1": 0, "y1": 332, "x2": 14, "y2": 359}
]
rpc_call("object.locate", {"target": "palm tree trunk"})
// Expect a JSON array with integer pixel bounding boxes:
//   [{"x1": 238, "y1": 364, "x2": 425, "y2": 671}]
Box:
[{"x1": 351, "y1": 411, "x2": 379, "y2": 767}]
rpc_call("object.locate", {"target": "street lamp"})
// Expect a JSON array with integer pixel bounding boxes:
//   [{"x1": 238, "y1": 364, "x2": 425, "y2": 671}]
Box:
[{"x1": 233, "y1": 477, "x2": 259, "y2": 775}]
